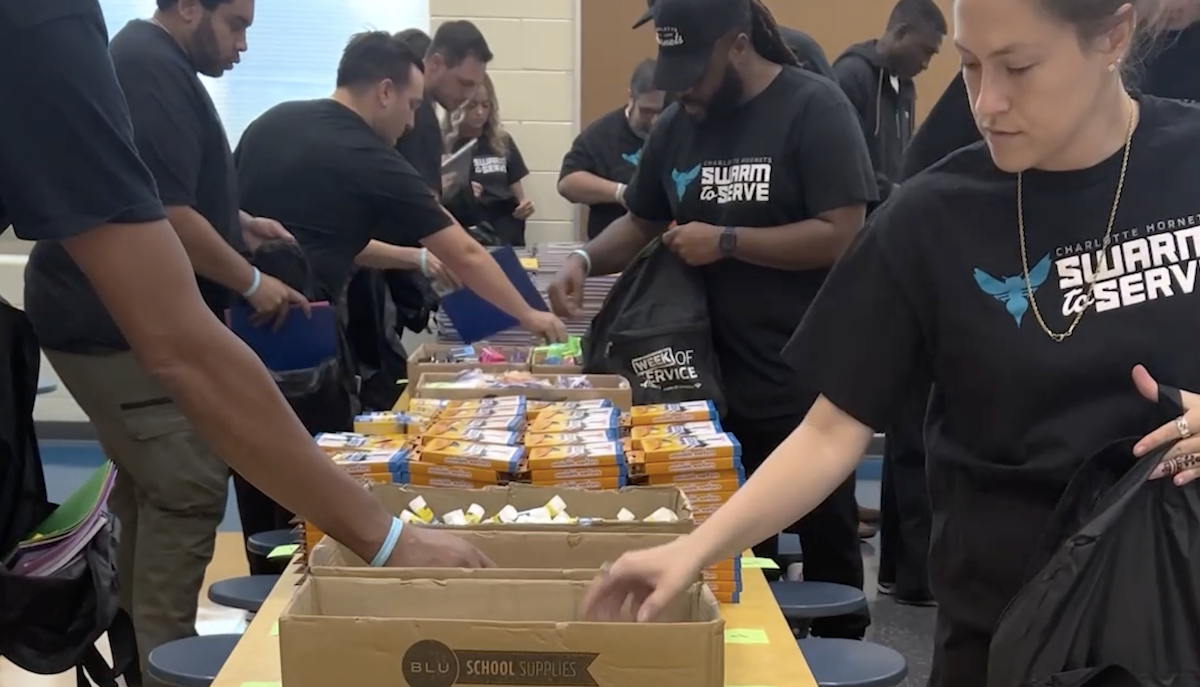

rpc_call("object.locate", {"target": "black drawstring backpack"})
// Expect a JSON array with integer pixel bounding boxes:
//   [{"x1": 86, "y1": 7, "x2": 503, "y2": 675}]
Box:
[
  {"x1": 0, "y1": 298, "x2": 137, "y2": 687},
  {"x1": 988, "y1": 384, "x2": 1200, "y2": 687},
  {"x1": 582, "y1": 239, "x2": 725, "y2": 414}
]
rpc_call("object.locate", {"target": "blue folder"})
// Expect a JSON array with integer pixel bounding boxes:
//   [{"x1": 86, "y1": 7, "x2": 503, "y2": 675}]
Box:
[
  {"x1": 226, "y1": 301, "x2": 336, "y2": 372},
  {"x1": 440, "y1": 245, "x2": 548, "y2": 344}
]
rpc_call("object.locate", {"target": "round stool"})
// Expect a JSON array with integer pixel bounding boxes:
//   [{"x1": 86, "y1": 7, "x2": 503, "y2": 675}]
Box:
[
  {"x1": 798, "y1": 638, "x2": 908, "y2": 687},
  {"x1": 770, "y1": 580, "x2": 868, "y2": 637},
  {"x1": 147, "y1": 634, "x2": 242, "y2": 687},
  {"x1": 207, "y1": 575, "x2": 280, "y2": 613},
  {"x1": 247, "y1": 528, "x2": 295, "y2": 557}
]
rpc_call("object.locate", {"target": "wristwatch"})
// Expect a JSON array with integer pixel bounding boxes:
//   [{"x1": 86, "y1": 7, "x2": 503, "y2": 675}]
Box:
[{"x1": 719, "y1": 226, "x2": 738, "y2": 258}]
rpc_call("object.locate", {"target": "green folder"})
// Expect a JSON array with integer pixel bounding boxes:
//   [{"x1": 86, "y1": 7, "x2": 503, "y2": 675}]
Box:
[{"x1": 22, "y1": 461, "x2": 114, "y2": 544}]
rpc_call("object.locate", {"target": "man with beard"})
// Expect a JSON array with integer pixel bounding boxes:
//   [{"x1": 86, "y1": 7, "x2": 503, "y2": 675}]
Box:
[
  {"x1": 549, "y1": 0, "x2": 877, "y2": 639},
  {"x1": 396, "y1": 20, "x2": 492, "y2": 195},
  {"x1": 20, "y1": 1, "x2": 308, "y2": 679},
  {"x1": 558, "y1": 59, "x2": 667, "y2": 239}
]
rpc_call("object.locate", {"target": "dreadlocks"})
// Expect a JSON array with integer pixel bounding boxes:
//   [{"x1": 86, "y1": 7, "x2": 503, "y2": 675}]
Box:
[{"x1": 747, "y1": 0, "x2": 800, "y2": 67}]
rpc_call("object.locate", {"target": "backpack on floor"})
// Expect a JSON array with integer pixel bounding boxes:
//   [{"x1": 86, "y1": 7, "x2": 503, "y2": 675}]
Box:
[
  {"x1": 987, "y1": 385, "x2": 1200, "y2": 687},
  {"x1": 0, "y1": 298, "x2": 137, "y2": 687},
  {"x1": 582, "y1": 239, "x2": 725, "y2": 413}
]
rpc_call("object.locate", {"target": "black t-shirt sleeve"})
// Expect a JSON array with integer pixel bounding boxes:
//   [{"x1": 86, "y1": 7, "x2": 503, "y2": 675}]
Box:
[
  {"x1": 0, "y1": 2, "x2": 165, "y2": 241},
  {"x1": 117, "y1": 63, "x2": 205, "y2": 207},
  {"x1": 902, "y1": 73, "x2": 981, "y2": 181},
  {"x1": 395, "y1": 102, "x2": 444, "y2": 193},
  {"x1": 782, "y1": 199, "x2": 925, "y2": 430},
  {"x1": 791, "y1": 88, "x2": 878, "y2": 215},
  {"x1": 506, "y1": 136, "x2": 529, "y2": 184},
  {"x1": 559, "y1": 128, "x2": 600, "y2": 178},
  {"x1": 623, "y1": 108, "x2": 675, "y2": 223},
  {"x1": 365, "y1": 147, "x2": 454, "y2": 245}
]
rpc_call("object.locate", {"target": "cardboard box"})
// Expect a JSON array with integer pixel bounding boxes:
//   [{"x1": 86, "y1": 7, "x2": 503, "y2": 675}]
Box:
[
  {"x1": 280, "y1": 577, "x2": 724, "y2": 687},
  {"x1": 366, "y1": 482, "x2": 692, "y2": 533},
  {"x1": 309, "y1": 530, "x2": 682, "y2": 576},
  {"x1": 415, "y1": 373, "x2": 633, "y2": 411},
  {"x1": 407, "y1": 343, "x2": 529, "y2": 382}
]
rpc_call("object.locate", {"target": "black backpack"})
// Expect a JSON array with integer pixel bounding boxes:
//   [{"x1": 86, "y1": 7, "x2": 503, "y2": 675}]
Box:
[
  {"x1": 582, "y1": 239, "x2": 725, "y2": 414},
  {"x1": 0, "y1": 298, "x2": 137, "y2": 687},
  {"x1": 987, "y1": 385, "x2": 1200, "y2": 687}
]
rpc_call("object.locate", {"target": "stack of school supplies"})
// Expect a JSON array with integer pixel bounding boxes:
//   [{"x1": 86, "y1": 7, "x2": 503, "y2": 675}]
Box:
[
  {"x1": 626, "y1": 401, "x2": 744, "y2": 603},
  {"x1": 5, "y1": 462, "x2": 116, "y2": 577},
  {"x1": 524, "y1": 398, "x2": 629, "y2": 490}
]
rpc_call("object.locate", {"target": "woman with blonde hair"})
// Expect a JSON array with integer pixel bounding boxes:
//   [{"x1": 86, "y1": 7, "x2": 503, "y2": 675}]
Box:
[{"x1": 443, "y1": 74, "x2": 534, "y2": 246}]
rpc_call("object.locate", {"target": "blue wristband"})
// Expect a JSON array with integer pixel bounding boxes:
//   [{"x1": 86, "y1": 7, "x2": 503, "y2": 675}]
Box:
[
  {"x1": 419, "y1": 248, "x2": 429, "y2": 276},
  {"x1": 370, "y1": 516, "x2": 404, "y2": 567},
  {"x1": 569, "y1": 249, "x2": 592, "y2": 276},
  {"x1": 241, "y1": 267, "x2": 262, "y2": 298}
]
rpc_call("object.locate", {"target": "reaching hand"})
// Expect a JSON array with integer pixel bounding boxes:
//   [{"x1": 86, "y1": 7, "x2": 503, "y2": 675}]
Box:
[
  {"x1": 387, "y1": 525, "x2": 496, "y2": 568},
  {"x1": 521, "y1": 309, "x2": 568, "y2": 343},
  {"x1": 513, "y1": 199, "x2": 536, "y2": 220},
  {"x1": 471, "y1": 181, "x2": 483, "y2": 198},
  {"x1": 583, "y1": 539, "x2": 702, "y2": 622},
  {"x1": 1132, "y1": 364, "x2": 1200, "y2": 486},
  {"x1": 246, "y1": 272, "x2": 311, "y2": 331},
  {"x1": 548, "y1": 254, "x2": 587, "y2": 318},
  {"x1": 241, "y1": 216, "x2": 294, "y2": 252},
  {"x1": 663, "y1": 222, "x2": 723, "y2": 266}
]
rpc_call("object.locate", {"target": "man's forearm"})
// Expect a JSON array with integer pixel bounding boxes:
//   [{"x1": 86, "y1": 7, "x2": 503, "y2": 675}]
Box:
[
  {"x1": 166, "y1": 205, "x2": 255, "y2": 292},
  {"x1": 356, "y1": 240, "x2": 421, "y2": 270},
  {"x1": 733, "y1": 214, "x2": 862, "y2": 271},
  {"x1": 558, "y1": 171, "x2": 624, "y2": 206},
  {"x1": 582, "y1": 213, "x2": 661, "y2": 275},
  {"x1": 63, "y1": 220, "x2": 394, "y2": 563}
]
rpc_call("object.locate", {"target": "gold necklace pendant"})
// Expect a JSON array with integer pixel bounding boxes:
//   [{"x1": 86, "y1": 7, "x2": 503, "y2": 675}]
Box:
[{"x1": 1016, "y1": 99, "x2": 1136, "y2": 342}]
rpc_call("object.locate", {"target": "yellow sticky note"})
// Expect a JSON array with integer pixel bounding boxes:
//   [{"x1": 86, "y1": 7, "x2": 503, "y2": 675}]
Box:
[
  {"x1": 269, "y1": 621, "x2": 279, "y2": 636},
  {"x1": 741, "y1": 557, "x2": 780, "y2": 570},
  {"x1": 725, "y1": 628, "x2": 769, "y2": 644},
  {"x1": 267, "y1": 544, "x2": 298, "y2": 560},
  {"x1": 519, "y1": 257, "x2": 539, "y2": 270}
]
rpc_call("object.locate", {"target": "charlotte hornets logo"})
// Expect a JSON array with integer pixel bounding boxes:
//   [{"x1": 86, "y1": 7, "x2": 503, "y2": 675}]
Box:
[
  {"x1": 973, "y1": 254, "x2": 1051, "y2": 326},
  {"x1": 621, "y1": 149, "x2": 642, "y2": 166},
  {"x1": 671, "y1": 164, "x2": 700, "y2": 200}
]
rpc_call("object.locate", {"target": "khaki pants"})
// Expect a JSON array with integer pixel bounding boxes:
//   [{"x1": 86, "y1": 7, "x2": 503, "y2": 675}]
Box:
[{"x1": 46, "y1": 350, "x2": 228, "y2": 686}]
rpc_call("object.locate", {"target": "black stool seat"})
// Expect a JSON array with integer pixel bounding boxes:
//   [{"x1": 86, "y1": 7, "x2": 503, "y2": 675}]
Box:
[
  {"x1": 147, "y1": 634, "x2": 242, "y2": 687},
  {"x1": 770, "y1": 580, "x2": 868, "y2": 619},
  {"x1": 247, "y1": 528, "x2": 295, "y2": 557},
  {"x1": 799, "y1": 638, "x2": 908, "y2": 687},
  {"x1": 207, "y1": 574, "x2": 280, "y2": 613}
]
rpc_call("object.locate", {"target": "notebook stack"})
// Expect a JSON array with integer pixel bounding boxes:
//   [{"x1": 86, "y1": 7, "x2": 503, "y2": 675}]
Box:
[
  {"x1": 434, "y1": 242, "x2": 619, "y2": 346},
  {"x1": 4, "y1": 462, "x2": 116, "y2": 577}
]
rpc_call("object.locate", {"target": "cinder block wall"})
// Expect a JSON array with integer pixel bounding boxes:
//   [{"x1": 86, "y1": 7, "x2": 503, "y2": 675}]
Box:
[{"x1": 432, "y1": 0, "x2": 579, "y2": 244}]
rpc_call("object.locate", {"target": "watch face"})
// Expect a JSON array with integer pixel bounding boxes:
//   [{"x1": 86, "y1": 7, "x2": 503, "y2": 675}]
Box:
[{"x1": 720, "y1": 228, "x2": 736, "y2": 254}]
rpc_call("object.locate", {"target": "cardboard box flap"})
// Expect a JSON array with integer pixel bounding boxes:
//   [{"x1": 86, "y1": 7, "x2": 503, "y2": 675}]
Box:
[
  {"x1": 309, "y1": 530, "x2": 683, "y2": 571},
  {"x1": 285, "y1": 577, "x2": 720, "y2": 623},
  {"x1": 414, "y1": 373, "x2": 634, "y2": 410}
]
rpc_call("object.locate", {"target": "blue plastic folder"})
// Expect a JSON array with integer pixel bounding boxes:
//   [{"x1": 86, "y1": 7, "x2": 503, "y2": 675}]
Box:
[
  {"x1": 440, "y1": 245, "x2": 549, "y2": 343},
  {"x1": 226, "y1": 301, "x2": 336, "y2": 372}
]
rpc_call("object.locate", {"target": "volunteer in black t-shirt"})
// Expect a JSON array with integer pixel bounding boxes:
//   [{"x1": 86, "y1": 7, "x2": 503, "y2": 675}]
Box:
[
  {"x1": 0, "y1": 0, "x2": 492, "y2": 576},
  {"x1": 20, "y1": 3, "x2": 312, "y2": 674},
  {"x1": 559, "y1": 59, "x2": 666, "y2": 239},
  {"x1": 236, "y1": 32, "x2": 565, "y2": 340},
  {"x1": 587, "y1": 1, "x2": 1200, "y2": 683},
  {"x1": 552, "y1": 0, "x2": 876, "y2": 638},
  {"x1": 394, "y1": 21, "x2": 492, "y2": 195},
  {"x1": 443, "y1": 74, "x2": 533, "y2": 246}
]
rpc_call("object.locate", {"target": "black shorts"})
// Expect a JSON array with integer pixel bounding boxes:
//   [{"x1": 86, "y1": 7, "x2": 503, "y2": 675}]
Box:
[{"x1": 0, "y1": 0, "x2": 163, "y2": 242}]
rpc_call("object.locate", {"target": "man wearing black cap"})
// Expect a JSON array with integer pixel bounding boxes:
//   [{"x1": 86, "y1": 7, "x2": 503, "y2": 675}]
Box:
[{"x1": 549, "y1": 0, "x2": 877, "y2": 639}]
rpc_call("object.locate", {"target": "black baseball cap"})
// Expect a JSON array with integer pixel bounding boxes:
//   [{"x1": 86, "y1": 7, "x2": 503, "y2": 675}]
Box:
[{"x1": 632, "y1": 0, "x2": 753, "y2": 92}]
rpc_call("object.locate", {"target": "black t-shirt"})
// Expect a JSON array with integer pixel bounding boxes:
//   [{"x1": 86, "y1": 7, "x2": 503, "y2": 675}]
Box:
[
  {"x1": 24, "y1": 19, "x2": 239, "y2": 353},
  {"x1": 785, "y1": 96, "x2": 1200, "y2": 622},
  {"x1": 235, "y1": 99, "x2": 452, "y2": 298},
  {"x1": 454, "y1": 133, "x2": 529, "y2": 210},
  {"x1": 394, "y1": 99, "x2": 443, "y2": 194},
  {"x1": 0, "y1": 0, "x2": 164, "y2": 242},
  {"x1": 560, "y1": 107, "x2": 647, "y2": 238},
  {"x1": 627, "y1": 66, "x2": 876, "y2": 419}
]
